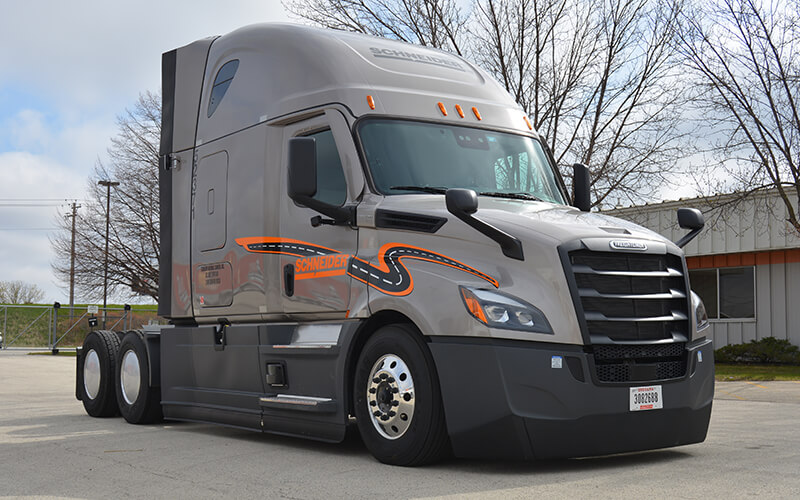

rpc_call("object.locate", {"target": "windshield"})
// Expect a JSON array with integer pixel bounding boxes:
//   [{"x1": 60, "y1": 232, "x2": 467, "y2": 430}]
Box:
[{"x1": 358, "y1": 119, "x2": 566, "y2": 205}]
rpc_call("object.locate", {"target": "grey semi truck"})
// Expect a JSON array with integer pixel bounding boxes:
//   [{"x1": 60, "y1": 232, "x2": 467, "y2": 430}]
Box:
[{"x1": 76, "y1": 23, "x2": 714, "y2": 466}]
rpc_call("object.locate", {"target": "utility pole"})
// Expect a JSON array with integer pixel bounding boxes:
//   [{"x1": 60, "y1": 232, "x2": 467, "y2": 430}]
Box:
[
  {"x1": 66, "y1": 202, "x2": 81, "y2": 319},
  {"x1": 98, "y1": 180, "x2": 119, "y2": 328}
]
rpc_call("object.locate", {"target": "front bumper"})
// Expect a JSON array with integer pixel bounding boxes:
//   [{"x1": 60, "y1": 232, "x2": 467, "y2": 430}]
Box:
[{"x1": 429, "y1": 337, "x2": 714, "y2": 460}]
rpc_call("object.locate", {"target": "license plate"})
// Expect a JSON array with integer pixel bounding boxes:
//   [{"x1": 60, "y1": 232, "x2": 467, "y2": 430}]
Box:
[{"x1": 629, "y1": 385, "x2": 663, "y2": 411}]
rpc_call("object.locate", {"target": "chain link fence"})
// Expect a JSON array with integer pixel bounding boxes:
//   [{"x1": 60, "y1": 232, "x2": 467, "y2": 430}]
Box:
[{"x1": 0, "y1": 304, "x2": 162, "y2": 350}]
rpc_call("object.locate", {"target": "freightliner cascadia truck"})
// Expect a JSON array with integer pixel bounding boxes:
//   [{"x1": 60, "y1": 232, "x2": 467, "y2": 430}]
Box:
[{"x1": 76, "y1": 23, "x2": 714, "y2": 466}]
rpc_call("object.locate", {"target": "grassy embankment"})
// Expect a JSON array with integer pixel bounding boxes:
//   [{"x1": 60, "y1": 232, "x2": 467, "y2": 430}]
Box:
[
  {"x1": 1, "y1": 303, "x2": 159, "y2": 347},
  {"x1": 714, "y1": 364, "x2": 800, "y2": 381}
]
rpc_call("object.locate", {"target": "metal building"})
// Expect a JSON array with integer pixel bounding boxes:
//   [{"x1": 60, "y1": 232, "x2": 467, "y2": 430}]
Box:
[{"x1": 607, "y1": 190, "x2": 800, "y2": 348}]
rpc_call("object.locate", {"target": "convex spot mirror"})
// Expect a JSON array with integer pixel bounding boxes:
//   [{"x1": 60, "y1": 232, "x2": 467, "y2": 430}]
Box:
[
  {"x1": 445, "y1": 188, "x2": 478, "y2": 215},
  {"x1": 677, "y1": 207, "x2": 704, "y2": 230}
]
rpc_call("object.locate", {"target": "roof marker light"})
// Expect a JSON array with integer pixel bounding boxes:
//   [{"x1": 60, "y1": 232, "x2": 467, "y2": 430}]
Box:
[
  {"x1": 455, "y1": 104, "x2": 465, "y2": 118},
  {"x1": 437, "y1": 102, "x2": 448, "y2": 116},
  {"x1": 472, "y1": 107, "x2": 482, "y2": 120},
  {"x1": 367, "y1": 95, "x2": 375, "y2": 110},
  {"x1": 524, "y1": 116, "x2": 533, "y2": 130}
]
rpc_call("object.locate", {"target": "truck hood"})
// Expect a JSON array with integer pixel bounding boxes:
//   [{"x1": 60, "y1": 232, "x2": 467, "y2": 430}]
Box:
[{"x1": 375, "y1": 195, "x2": 674, "y2": 249}]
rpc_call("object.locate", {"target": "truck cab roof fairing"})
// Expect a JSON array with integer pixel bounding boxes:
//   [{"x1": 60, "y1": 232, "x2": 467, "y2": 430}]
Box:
[{"x1": 194, "y1": 23, "x2": 525, "y2": 145}]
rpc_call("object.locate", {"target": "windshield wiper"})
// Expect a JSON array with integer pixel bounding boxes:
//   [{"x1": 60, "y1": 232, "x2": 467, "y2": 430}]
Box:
[
  {"x1": 478, "y1": 191, "x2": 544, "y2": 202},
  {"x1": 389, "y1": 185, "x2": 448, "y2": 194}
]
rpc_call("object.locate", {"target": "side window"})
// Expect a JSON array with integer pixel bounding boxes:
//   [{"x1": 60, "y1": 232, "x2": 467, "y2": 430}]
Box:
[
  {"x1": 207, "y1": 60, "x2": 239, "y2": 118},
  {"x1": 307, "y1": 129, "x2": 347, "y2": 206}
]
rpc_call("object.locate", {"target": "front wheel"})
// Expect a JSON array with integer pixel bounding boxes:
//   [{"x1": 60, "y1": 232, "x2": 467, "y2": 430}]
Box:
[{"x1": 353, "y1": 324, "x2": 449, "y2": 466}]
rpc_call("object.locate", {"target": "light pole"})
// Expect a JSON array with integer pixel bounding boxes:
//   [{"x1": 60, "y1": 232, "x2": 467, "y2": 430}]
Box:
[{"x1": 98, "y1": 180, "x2": 119, "y2": 328}]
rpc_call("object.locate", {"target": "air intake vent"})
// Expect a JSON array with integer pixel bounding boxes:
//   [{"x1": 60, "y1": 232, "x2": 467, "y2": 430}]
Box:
[
  {"x1": 591, "y1": 343, "x2": 688, "y2": 383},
  {"x1": 375, "y1": 209, "x2": 447, "y2": 233}
]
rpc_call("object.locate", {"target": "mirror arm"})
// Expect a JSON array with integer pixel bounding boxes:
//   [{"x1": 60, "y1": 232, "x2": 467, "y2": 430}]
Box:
[
  {"x1": 294, "y1": 195, "x2": 356, "y2": 227},
  {"x1": 676, "y1": 228, "x2": 702, "y2": 249}
]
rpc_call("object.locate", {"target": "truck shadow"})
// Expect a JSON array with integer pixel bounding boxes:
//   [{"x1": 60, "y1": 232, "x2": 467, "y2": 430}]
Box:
[{"x1": 169, "y1": 419, "x2": 693, "y2": 473}]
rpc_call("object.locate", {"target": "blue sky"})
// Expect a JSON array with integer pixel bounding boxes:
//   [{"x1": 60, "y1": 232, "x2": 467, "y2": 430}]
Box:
[{"x1": 0, "y1": 0, "x2": 289, "y2": 303}]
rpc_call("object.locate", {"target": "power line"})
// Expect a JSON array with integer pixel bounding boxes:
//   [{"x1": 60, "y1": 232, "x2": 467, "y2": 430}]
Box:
[{"x1": 0, "y1": 198, "x2": 80, "y2": 201}]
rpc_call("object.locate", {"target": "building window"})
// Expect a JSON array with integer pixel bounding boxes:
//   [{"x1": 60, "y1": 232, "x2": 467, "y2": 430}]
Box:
[{"x1": 689, "y1": 266, "x2": 755, "y2": 320}]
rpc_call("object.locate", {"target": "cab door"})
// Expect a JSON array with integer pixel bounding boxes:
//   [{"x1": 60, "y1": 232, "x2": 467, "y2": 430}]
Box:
[{"x1": 278, "y1": 109, "x2": 362, "y2": 316}]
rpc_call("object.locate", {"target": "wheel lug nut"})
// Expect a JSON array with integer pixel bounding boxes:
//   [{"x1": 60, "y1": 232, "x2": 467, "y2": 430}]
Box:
[
  {"x1": 381, "y1": 415, "x2": 389, "y2": 421},
  {"x1": 379, "y1": 373, "x2": 388, "y2": 379},
  {"x1": 387, "y1": 377, "x2": 395, "y2": 383},
  {"x1": 392, "y1": 401, "x2": 399, "y2": 406},
  {"x1": 388, "y1": 411, "x2": 396, "y2": 417},
  {"x1": 370, "y1": 401, "x2": 376, "y2": 406},
  {"x1": 392, "y1": 387, "x2": 399, "y2": 393},
  {"x1": 373, "y1": 411, "x2": 381, "y2": 417},
  {"x1": 372, "y1": 377, "x2": 380, "y2": 383}
]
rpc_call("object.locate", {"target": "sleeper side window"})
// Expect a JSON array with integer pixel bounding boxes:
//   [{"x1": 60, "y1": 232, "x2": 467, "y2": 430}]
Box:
[
  {"x1": 305, "y1": 129, "x2": 347, "y2": 206},
  {"x1": 207, "y1": 60, "x2": 239, "y2": 118}
]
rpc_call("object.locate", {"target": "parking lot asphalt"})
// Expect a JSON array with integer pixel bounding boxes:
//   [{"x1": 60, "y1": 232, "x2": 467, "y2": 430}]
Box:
[{"x1": 1, "y1": 349, "x2": 799, "y2": 499}]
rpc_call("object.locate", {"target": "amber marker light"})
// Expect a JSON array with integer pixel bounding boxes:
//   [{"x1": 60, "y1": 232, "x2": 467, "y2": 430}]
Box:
[
  {"x1": 523, "y1": 116, "x2": 533, "y2": 130},
  {"x1": 366, "y1": 95, "x2": 375, "y2": 110},
  {"x1": 472, "y1": 107, "x2": 482, "y2": 120},
  {"x1": 460, "y1": 287, "x2": 488, "y2": 324},
  {"x1": 455, "y1": 104, "x2": 465, "y2": 118},
  {"x1": 437, "y1": 101, "x2": 448, "y2": 116}
]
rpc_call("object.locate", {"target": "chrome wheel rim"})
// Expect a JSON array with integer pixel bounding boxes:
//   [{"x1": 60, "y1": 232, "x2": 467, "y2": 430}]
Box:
[
  {"x1": 83, "y1": 349, "x2": 101, "y2": 400},
  {"x1": 366, "y1": 354, "x2": 415, "y2": 440},
  {"x1": 120, "y1": 349, "x2": 141, "y2": 406}
]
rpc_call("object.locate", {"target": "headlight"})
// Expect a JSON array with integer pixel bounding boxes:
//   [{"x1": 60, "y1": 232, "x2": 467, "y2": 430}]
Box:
[
  {"x1": 459, "y1": 286, "x2": 553, "y2": 334},
  {"x1": 691, "y1": 290, "x2": 709, "y2": 331}
]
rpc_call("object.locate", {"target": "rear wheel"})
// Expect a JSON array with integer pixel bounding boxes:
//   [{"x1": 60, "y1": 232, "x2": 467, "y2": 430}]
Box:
[
  {"x1": 115, "y1": 332, "x2": 163, "y2": 424},
  {"x1": 353, "y1": 324, "x2": 449, "y2": 466},
  {"x1": 79, "y1": 330, "x2": 121, "y2": 417}
]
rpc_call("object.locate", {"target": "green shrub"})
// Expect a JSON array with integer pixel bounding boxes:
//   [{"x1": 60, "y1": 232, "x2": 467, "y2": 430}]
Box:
[{"x1": 715, "y1": 337, "x2": 800, "y2": 365}]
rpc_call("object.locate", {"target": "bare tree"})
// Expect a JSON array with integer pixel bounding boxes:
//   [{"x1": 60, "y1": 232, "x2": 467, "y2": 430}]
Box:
[
  {"x1": 290, "y1": 0, "x2": 694, "y2": 208},
  {"x1": 678, "y1": 0, "x2": 800, "y2": 235},
  {"x1": 474, "y1": 0, "x2": 692, "y2": 207},
  {"x1": 285, "y1": 0, "x2": 469, "y2": 54},
  {"x1": 0, "y1": 280, "x2": 46, "y2": 304},
  {"x1": 52, "y1": 92, "x2": 161, "y2": 301}
]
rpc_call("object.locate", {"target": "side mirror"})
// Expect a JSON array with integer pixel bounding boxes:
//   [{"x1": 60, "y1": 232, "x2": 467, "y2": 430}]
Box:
[
  {"x1": 288, "y1": 137, "x2": 317, "y2": 200},
  {"x1": 445, "y1": 188, "x2": 524, "y2": 260},
  {"x1": 675, "y1": 208, "x2": 705, "y2": 248},
  {"x1": 572, "y1": 163, "x2": 591, "y2": 212},
  {"x1": 286, "y1": 137, "x2": 354, "y2": 226},
  {"x1": 445, "y1": 188, "x2": 478, "y2": 215},
  {"x1": 678, "y1": 207, "x2": 704, "y2": 230}
]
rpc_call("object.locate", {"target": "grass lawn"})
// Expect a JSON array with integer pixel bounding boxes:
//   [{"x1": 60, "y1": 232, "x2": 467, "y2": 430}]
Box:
[
  {"x1": 715, "y1": 363, "x2": 800, "y2": 381},
  {"x1": 28, "y1": 350, "x2": 78, "y2": 356}
]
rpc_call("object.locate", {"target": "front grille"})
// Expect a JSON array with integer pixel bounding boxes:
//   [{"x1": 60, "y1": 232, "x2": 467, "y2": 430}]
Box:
[
  {"x1": 563, "y1": 245, "x2": 692, "y2": 384},
  {"x1": 568, "y1": 249, "x2": 689, "y2": 342},
  {"x1": 591, "y1": 343, "x2": 688, "y2": 383},
  {"x1": 593, "y1": 342, "x2": 686, "y2": 361}
]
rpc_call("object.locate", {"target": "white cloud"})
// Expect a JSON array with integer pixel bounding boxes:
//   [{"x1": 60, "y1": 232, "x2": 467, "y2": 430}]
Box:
[
  {"x1": 0, "y1": 152, "x2": 87, "y2": 302},
  {"x1": 0, "y1": 1, "x2": 291, "y2": 304},
  {"x1": 0, "y1": 1, "x2": 291, "y2": 113}
]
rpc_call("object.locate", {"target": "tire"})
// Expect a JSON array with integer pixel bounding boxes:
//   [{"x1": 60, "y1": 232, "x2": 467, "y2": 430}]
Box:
[
  {"x1": 78, "y1": 330, "x2": 121, "y2": 417},
  {"x1": 115, "y1": 331, "x2": 163, "y2": 424},
  {"x1": 353, "y1": 324, "x2": 449, "y2": 466}
]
